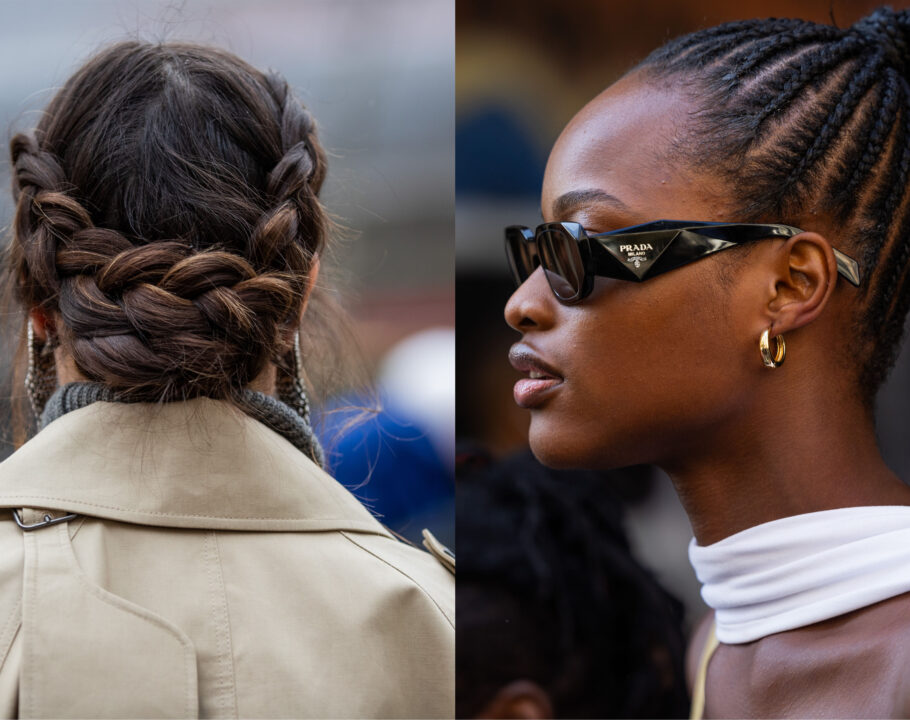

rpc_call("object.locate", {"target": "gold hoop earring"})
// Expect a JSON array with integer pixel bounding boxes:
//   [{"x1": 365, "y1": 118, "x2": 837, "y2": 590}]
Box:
[{"x1": 759, "y1": 328, "x2": 786, "y2": 368}]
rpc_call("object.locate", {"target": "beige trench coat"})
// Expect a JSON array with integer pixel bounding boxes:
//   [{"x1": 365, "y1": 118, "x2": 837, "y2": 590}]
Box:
[{"x1": 0, "y1": 398, "x2": 454, "y2": 718}]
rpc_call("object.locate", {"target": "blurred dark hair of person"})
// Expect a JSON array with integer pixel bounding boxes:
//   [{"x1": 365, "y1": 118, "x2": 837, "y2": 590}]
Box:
[{"x1": 456, "y1": 448, "x2": 689, "y2": 718}]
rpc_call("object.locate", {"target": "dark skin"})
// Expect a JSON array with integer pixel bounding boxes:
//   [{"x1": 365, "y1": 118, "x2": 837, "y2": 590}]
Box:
[
  {"x1": 475, "y1": 680, "x2": 553, "y2": 719},
  {"x1": 505, "y1": 71, "x2": 910, "y2": 717}
]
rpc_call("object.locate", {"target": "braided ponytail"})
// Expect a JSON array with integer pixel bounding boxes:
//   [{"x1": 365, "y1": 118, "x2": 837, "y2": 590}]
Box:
[
  {"x1": 635, "y1": 7, "x2": 910, "y2": 402},
  {"x1": 6, "y1": 41, "x2": 332, "y2": 411}
]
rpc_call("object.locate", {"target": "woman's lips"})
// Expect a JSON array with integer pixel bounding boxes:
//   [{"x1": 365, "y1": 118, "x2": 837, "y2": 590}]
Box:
[
  {"x1": 513, "y1": 376, "x2": 562, "y2": 407},
  {"x1": 508, "y1": 345, "x2": 564, "y2": 408}
]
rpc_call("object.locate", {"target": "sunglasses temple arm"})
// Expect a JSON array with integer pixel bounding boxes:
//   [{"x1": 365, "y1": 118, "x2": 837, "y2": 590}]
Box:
[{"x1": 833, "y1": 249, "x2": 862, "y2": 286}]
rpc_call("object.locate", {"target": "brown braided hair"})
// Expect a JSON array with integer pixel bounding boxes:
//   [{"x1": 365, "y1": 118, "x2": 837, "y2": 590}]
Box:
[{"x1": 5, "y1": 41, "x2": 332, "y2": 435}]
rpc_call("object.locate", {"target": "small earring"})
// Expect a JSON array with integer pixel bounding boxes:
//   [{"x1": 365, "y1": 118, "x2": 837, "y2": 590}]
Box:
[
  {"x1": 277, "y1": 331, "x2": 312, "y2": 424},
  {"x1": 275, "y1": 330, "x2": 325, "y2": 467},
  {"x1": 759, "y1": 327, "x2": 786, "y2": 368},
  {"x1": 25, "y1": 317, "x2": 58, "y2": 420}
]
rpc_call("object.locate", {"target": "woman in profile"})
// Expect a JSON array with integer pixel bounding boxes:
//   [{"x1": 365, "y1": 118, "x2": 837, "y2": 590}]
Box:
[
  {"x1": 0, "y1": 41, "x2": 453, "y2": 718},
  {"x1": 504, "y1": 7, "x2": 910, "y2": 717}
]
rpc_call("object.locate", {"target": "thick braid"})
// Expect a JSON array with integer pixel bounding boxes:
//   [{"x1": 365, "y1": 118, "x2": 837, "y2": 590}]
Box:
[
  {"x1": 637, "y1": 8, "x2": 910, "y2": 400},
  {"x1": 248, "y1": 74, "x2": 326, "y2": 279},
  {"x1": 248, "y1": 73, "x2": 330, "y2": 392},
  {"x1": 11, "y1": 133, "x2": 93, "y2": 303},
  {"x1": 268, "y1": 73, "x2": 327, "y2": 194},
  {"x1": 53, "y1": 221, "x2": 303, "y2": 399}
]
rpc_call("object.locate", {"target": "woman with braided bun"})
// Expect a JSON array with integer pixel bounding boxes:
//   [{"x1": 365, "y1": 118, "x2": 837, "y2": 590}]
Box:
[
  {"x1": 0, "y1": 41, "x2": 453, "y2": 718},
  {"x1": 502, "y1": 6, "x2": 910, "y2": 717}
]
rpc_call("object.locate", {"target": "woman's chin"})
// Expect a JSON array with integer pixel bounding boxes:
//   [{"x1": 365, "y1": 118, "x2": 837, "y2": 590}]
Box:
[
  {"x1": 527, "y1": 416, "x2": 644, "y2": 470},
  {"x1": 528, "y1": 442, "x2": 577, "y2": 469},
  {"x1": 528, "y1": 430, "x2": 613, "y2": 470}
]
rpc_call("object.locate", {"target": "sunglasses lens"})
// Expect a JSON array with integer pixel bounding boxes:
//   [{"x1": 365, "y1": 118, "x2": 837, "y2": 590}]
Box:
[
  {"x1": 505, "y1": 227, "x2": 537, "y2": 287},
  {"x1": 539, "y1": 227, "x2": 584, "y2": 301}
]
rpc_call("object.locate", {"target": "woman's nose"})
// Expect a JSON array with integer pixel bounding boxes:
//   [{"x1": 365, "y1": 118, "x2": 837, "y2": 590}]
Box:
[{"x1": 504, "y1": 267, "x2": 557, "y2": 332}]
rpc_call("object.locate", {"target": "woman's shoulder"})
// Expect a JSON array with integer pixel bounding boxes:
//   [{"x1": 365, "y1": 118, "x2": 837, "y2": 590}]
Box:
[
  {"x1": 0, "y1": 396, "x2": 455, "y2": 604},
  {"x1": 0, "y1": 396, "x2": 456, "y2": 629},
  {"x1": 330, "y1": 529, "x2": 455, "y2": 623}
]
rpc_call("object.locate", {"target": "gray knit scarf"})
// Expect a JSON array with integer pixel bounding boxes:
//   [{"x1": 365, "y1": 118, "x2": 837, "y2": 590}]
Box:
[{"x1": 39, "y1": 382, "x2": 325, "y2": 468}]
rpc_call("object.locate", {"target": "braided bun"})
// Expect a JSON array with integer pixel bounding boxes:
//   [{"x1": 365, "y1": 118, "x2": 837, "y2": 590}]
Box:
[
  {"x1": 8, "y1": 41, "x2": 330, "y2": 402},
  {"x1": 851, "y1": 7, "x2": 910, "y2": 77}
]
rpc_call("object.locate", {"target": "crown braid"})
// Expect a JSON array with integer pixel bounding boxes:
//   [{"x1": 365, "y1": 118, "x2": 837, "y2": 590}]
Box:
[
  {"x1": 636, "y1": 7, "x2": 910, "y2": 400},
  {"x1": 8, "y1": 42, "x2": 329, "y2": 403}
]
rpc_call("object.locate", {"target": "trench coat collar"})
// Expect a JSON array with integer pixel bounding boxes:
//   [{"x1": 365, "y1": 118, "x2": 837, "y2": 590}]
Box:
[{"x1": 0, "y1": 398, "x2": 393, "y2": 535}]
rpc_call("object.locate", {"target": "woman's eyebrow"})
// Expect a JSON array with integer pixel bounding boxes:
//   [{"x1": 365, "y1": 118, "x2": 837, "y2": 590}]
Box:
[{"x1": 550, "y1": 189, "x2": 631, "y2": 219}]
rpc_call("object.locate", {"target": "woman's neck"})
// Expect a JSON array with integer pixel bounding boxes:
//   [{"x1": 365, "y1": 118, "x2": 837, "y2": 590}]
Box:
[
  {"x1": 663, "y1": 374, "x2": 910, "y2": 546},
  {"x1": 54, "y1": 346, "x2": 279, "y2": 396}
]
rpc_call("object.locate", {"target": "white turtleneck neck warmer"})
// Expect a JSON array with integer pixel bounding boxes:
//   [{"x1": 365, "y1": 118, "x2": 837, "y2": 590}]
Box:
[{"x1": 688, "y1": 505, "x2": 910, "y2": 644}]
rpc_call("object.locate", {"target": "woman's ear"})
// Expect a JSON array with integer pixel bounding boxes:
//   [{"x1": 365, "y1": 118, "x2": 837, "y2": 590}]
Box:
[
  {"x1": 301, "y1": 255, "x2": 320, "y2": 315},
  {"x1": 763, "y1": 231, "x2": 838, "y2": 333},
  {"x1": 28, "y1": 307, "x2": 54, "y2": 343},
  {"x1": 280, "y1": 257, "x2": 321, "y2": 349}
]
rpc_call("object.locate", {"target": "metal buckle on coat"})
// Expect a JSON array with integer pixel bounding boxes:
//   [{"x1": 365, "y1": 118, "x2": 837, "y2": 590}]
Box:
[
  {"x1": 421, "y1": 529, "x2": 455, "y2": 574},
  {"x1": 12, "y1": 509, "x2": 79, "y2": 531}
]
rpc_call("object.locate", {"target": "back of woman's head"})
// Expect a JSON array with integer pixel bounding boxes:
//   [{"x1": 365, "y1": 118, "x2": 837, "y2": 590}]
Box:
[
  {"x1": 634, "y1": 7, "x2": 910, "y2": 401},
  {"x1": 8, "y1": 41, "x2": 327, "y2": 405},
  {"x1": 456, "y1": 452, "x2": 688, "y2": 718}
]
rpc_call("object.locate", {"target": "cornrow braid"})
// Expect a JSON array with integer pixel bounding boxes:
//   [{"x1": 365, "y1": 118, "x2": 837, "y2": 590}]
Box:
[
  {"x1": 726, "y1": 25, "x2": 841, "y2": 82},
  {"x1": 667, "y1": 18, "x2": 803, "y2": 66},
  {"x1": 751, "y1": 37, "x2": 865, "y2": 131},
  {"x1": 773, "y1": 50, "x2": 887, "y2": 201},
  {"x1": 863, "y1": 85, "x2": 910, "y2": 268},
  {"x1": 837, "y1": 71, "x2": 900, "y2": 211},
  {"x1": 7, "y1": 41, "x2": 330, "y2": 404},
  {"x1": 635, "y1": 7, "x2": 910, "y2": 400}
]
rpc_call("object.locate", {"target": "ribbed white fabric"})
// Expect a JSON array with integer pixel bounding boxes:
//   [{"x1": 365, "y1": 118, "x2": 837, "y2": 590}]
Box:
[{"x1": 688, "y1": 505, "x2": 910, "y2": 644}]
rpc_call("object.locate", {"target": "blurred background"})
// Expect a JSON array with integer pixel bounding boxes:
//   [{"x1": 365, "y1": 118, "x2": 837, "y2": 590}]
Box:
[
  {"x1": 456, "y1": 0, "x2": 910, "y2": 683},
  {"x1": 0, "y1": 0, "x2": 454, "y2": 545}
]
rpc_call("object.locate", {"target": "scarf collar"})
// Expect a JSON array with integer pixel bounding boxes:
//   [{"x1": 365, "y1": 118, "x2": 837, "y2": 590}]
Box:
[
  {"x1": 40, "y1": 381, "x2": 324, "y2": 468},
  {"x1": 688, "y1": 505, "x2": 910, "y2": 644}
]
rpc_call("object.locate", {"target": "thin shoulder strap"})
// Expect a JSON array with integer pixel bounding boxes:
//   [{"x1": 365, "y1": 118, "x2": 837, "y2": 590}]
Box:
[{"x1": 689, "y1": 620, "x2": 719, "y2": 720}]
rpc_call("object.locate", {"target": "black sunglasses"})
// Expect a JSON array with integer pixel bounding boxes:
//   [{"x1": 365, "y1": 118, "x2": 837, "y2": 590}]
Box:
[{"x1": 505, "y1": 220, "x2": 862, "y2": 303}]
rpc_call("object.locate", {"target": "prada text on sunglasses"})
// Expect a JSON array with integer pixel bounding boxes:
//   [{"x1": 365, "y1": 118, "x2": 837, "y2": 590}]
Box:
[{"x1": 504, "y1": 220, "x2": 862, "y2": 303}]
